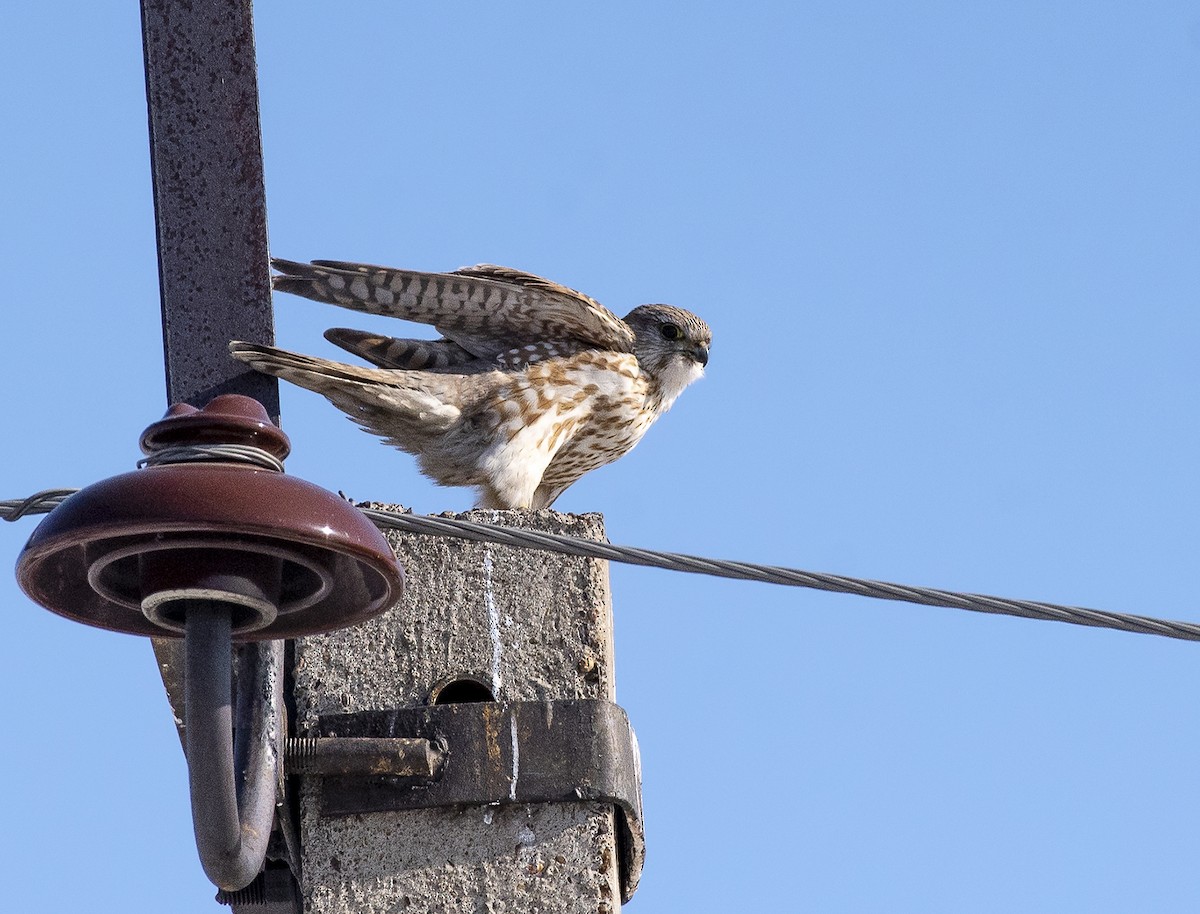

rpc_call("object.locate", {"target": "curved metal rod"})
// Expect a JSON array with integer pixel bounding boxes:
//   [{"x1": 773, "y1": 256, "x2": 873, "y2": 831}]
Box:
[{"x1": 184, "y1": 601, "x2": 283, "y2": 891}]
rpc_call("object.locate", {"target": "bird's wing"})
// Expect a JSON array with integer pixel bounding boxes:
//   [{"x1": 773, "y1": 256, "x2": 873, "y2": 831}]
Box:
[
  {"x1": 272, "y1": 258, "x2": 636, "y2": 359},
  {"x1": 323, "y1": 328, "x2": 479, "y2": 371}
]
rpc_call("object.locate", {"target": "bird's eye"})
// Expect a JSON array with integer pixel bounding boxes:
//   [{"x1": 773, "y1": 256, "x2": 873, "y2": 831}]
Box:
[{"x1": 660, "y1": 323, "x2": 682, "y2": 341}]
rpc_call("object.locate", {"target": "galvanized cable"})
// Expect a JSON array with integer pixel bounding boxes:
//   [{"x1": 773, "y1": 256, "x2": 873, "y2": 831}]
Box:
[
  {"x1": 5, "y1": 489, "x2": 1199, "y2": 642},
  {"x1": 359, "y1": 508, "x2": 1200, "y2": 642},
  {"x1": 137, "y1": 444, "x2": 285, "y2": 472},
  {"x1": 1, "y1": 489, "x2": 77, "y2": 522}
]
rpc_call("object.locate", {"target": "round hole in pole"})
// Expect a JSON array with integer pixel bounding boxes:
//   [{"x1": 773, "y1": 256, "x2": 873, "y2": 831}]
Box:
[{"x1": 429, "y1": 675, "x2": 496, "y2": 705}]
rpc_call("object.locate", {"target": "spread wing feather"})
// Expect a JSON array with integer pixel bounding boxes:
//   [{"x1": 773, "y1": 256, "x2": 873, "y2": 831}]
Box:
[
  {"x1": 323, "y1": 328, "x2": 478, "y2": 371},
  {"x1": 271, "y1": 258, "x2": 635, "y2": 360}
]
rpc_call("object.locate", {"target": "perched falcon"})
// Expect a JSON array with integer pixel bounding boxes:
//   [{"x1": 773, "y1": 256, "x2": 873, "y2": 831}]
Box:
[{"x1": 229, "y1": 258, "x2": 711, "y2": 509}]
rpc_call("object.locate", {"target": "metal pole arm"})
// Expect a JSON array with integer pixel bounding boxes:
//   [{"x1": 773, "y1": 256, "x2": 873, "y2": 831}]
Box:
[{"x1": 184, "y1": 601, "x2": 282, "y2": 891}]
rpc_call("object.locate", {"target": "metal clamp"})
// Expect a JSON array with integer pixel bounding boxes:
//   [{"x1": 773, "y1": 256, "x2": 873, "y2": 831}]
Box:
[{"x1": 305, "y1": 699, "x2": 645, "y2": 903}]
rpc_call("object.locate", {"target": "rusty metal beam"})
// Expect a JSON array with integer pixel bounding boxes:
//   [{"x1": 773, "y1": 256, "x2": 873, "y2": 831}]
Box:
[
  {"x1": 140, "y1": 0, "x2": 278, "y2": 416},
  {"x1": 138, "y1": 4, "x2": 292, "y2": 902}
]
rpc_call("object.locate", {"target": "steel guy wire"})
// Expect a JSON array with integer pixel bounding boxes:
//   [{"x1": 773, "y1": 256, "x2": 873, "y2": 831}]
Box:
[{"x1": 5, "y1": 488, "x2": 1200, "y2": 643}]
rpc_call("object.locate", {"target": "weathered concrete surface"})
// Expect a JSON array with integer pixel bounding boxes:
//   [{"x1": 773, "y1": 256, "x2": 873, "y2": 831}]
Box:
[{"x1": 293, "y1": 508, "x2": 622, "y2": 914}]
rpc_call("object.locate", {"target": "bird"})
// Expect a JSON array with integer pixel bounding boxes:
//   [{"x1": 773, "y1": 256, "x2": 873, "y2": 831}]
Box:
[{"x1": 229, "y1": 258, "x2": 711, "y2": 509}]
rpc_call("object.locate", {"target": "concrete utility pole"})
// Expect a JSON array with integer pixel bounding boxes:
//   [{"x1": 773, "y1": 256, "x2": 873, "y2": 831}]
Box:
[{"x1": 293, "y1": 507, "x2": 641, "y2": 913}]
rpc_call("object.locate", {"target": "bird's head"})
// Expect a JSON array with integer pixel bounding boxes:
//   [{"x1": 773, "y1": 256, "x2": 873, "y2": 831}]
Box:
[{"x1": 624, "y1": 304, "x2": 712, "y2": 409}]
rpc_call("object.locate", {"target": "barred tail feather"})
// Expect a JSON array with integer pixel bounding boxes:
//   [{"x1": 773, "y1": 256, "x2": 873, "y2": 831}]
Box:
[{"x1": 227, "y1": 341, "x2": 462, "y2": 436}]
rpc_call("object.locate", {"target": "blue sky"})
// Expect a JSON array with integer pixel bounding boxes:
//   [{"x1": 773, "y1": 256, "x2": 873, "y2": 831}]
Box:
[{"x1": 2, "y1": 2, "x2": 1199, "y2": 911}]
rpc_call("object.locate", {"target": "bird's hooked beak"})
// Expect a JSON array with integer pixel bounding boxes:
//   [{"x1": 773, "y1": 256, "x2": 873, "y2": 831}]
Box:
[{"x1": 691, "y1": 345, "x2": 709, "y2": 367}]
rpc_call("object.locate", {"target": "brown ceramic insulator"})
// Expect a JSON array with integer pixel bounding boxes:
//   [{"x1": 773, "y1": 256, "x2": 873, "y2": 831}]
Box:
[
  {"x1": 16, "y1": 395, "x2": 404, "y2": 640},
  {"x1": 140, "y1": 393, "x2": 291, "y2": 459}
]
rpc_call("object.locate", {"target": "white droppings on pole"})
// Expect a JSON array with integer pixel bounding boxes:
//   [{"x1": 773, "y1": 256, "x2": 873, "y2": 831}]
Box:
[
  {"x1": 483, "y1": 548, "x2": 503, "y2": 696},
  {"x1": 508, "y1": 711, "x2": 520, "y2": 801}
]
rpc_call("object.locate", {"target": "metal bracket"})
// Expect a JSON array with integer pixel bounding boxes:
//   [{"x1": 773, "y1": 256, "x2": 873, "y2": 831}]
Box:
[{"x1": 309, "y1": 699, "x2": 645, "y2": 903}]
